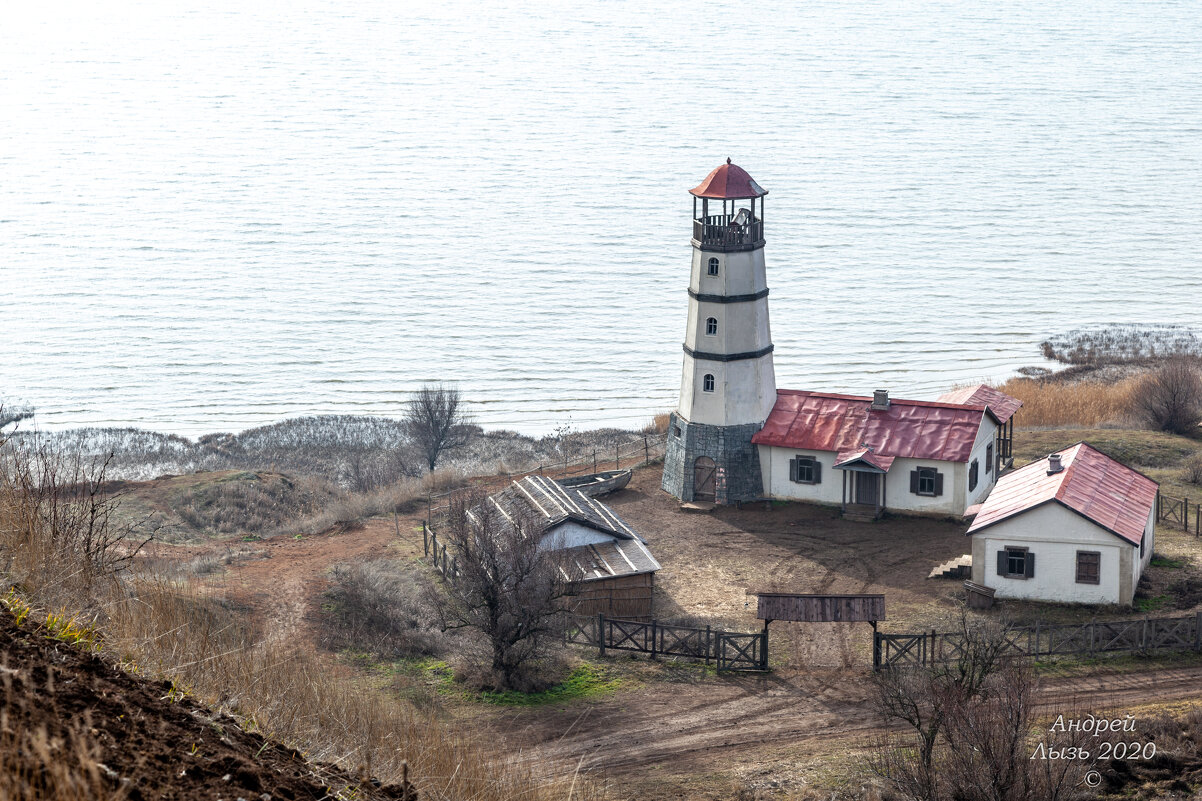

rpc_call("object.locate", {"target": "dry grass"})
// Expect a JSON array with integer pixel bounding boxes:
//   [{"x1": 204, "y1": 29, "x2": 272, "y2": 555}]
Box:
[
  {"x1": 642, "y1": 413, "x2": 671, "y2": 435},
  {"x1": 997, "y1": 376, "x2": 1141, "y2": 428},
  {"x1": 0, "y1": 441, "x2": 603, "y2": 801},
  {"x1": 0, "y1": 711, "x2": 123, "y2": 801}
]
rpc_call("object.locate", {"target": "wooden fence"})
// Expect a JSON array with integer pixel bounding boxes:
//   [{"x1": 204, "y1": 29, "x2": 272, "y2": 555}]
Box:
[
  {"x1": 422, "y1": 522, "x2": 459, "y2": 585},
  {"x1": 567, "y1": 614, "x2": 768, "y2": 671},
  {"x1": 1157, "y1": 493, "x2": 1201, "y2": 536},
  {"x1": 874, "y1": 612, "x2": 1202, "y2": 670},
  {"x1": 425, "y1": 433, "x2": 667, "y2": 530}
]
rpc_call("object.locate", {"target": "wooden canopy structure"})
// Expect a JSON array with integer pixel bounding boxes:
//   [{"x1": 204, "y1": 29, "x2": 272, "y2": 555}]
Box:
[{"x1": 755, "y1": 593, "x2": 886, "y2": 631}]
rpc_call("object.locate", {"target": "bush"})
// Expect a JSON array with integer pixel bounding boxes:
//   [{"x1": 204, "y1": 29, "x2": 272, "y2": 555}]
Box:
[
  {"x1": 1182, "y1": 455, "x2": 1202, "y2": 485},
  {"x1": 322, "y1": 560, "x2": 448, "y2": 659},
  {"x1": 1131, "y1": 359, "x2": 1202, "y2": 435}
]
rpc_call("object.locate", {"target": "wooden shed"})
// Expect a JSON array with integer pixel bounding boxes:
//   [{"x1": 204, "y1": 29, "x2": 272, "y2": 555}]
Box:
[{"x1": 487, "y1": 475, "x2": 661, "y2": 620}]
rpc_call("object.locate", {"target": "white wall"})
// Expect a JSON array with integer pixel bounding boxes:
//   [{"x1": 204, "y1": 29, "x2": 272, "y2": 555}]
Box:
[
  {"x1": 539, "y1": 521, "x2": 615, "y2": 552},
  {"x1": 758, "y1": 447, "x2": 843, "y2": 505},
  {"x1": 971, "y1": 503, "x2": 1134, "y2": 605},
  {"x1": 759, "y1": 446, "x2": 978, "y2": 515},
  {"x1": 964, "y1": 417, "x2": 1000, "y2": 509}
]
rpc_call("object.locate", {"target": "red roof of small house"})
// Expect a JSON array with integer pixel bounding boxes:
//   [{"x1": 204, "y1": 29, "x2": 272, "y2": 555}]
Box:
[
  {"x1": 937, "y1": 384, "x2": 1023, "y2": 424},
  {"x1": 690, "y1": 159, "x2": 768, "y2": 199},
  {"x1": 751, "y1": 390, "x2": 998, "y2": 464},
  {"x1": 966, "y1": 443, "x2": 1158, "y2": 546}
]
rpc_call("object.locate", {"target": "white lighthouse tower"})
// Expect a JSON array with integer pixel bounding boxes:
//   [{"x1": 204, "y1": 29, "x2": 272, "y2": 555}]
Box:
[{"x1": 662, "y1": 159, "x2": 777, "y2": 504}]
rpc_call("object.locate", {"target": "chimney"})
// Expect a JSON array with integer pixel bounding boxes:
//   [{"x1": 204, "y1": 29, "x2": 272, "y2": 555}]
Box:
[
  {"x1": 1047, "y1": 453, "x2": 1064, "y2": 475},
  {"x1": 871, "y1": 389, "x2": 890, "y2": 410}
]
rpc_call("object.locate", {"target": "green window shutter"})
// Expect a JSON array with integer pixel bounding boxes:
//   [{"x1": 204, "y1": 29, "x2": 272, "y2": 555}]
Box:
[
  {"x1": 910, "y1": 470, "x2": 920, "y2": 494},
  {"x1": 813, "y1": 460, "x2": 822, "y2": 484},
  {"x1": 1025, "y1": 552, "x2": 1036, "y2": 578},
  {"x1": 996, "y1": 550, "x2": 1007, "y2": 576},
  {"x1": 934, "y1": 472, "x2": 944, "y2": 497}
]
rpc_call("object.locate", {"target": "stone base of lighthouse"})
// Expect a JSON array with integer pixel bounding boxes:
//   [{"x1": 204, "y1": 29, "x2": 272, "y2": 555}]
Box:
[{"x1": 661, "y1": 413, "x2": 764, "y2": 504}]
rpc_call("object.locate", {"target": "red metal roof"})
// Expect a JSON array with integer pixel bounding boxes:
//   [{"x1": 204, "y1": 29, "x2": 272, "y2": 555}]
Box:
[
  {"x1": 751, "y1": 390, "x2": 995, "y2": 464},
  {"x1": 937, "y1": 384, "x2": 1023, "y2": 424},
  {"x1": 690, "y1": 159, "x2": 768, "y2": 199},
  {"x1": 966, "y1": 443, "x2": 1158, "y2": 546}
]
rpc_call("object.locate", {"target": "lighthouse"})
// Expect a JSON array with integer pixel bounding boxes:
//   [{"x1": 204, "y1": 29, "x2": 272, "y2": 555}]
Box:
[{"x1": 662, "y1": 159, "x2": 777, "y2": 505}]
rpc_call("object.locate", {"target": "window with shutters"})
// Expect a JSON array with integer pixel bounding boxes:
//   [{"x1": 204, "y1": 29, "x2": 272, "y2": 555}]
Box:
[
  {"x1": 996, "y1": 546, "x2": 1033, "y2": 579},
  {"x1": 707, "y1": 257, "x2": 720, "y2": 276},
  {"x1": 790, "y1": 455, "x2": 820, "y2": 485},
  {"x1": 986, "y1": 443, "x2": 994, "y2": 474},
  {"x1": 1075, "y1": 551, "x2": 1100, "y2": 585},
  {"x1": 702, "y1": 374, "x2": 715, "y2": 392},
  {"x1": 705, "y1": 317, "x2": 718, "y2": 336},
  {"x1": 913, "y1": 466, "x2": 940, "y2": 496},
  {"x1": 969, "y1": 460, "x2": 979, "y2": 492}
]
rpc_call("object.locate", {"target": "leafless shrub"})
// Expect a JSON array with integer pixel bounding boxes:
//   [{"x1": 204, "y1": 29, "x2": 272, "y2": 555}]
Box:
[
  {"x1": 1041, "y1": 324, "x2": 1202, "y2": 366},
  {"x1": 322, "y1": 560, "x2": 449, "y2": 659},
  {"x1": 172, "y1": 472, "x2": 339, "y2": 536},
  {"x1": 870, "y1": 614, "x2": 1093, "y2": 801},
  {"x1": 1131, "y1": 358, "x2": 1202, "y2": 435},
  {"x1": 0, "y1": 439, "x2": 155, "y2": 598},
  {"x1": 435, "y1": 491, "x2": 570, "y2": 691},
  {"x1": 1181, "y1": 455, "x2": 1202, "y2": 485}
]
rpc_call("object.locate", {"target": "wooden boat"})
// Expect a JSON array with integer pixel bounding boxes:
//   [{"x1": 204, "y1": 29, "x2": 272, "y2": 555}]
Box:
[{"x1": 556, "y1": 469, "x2": 632, "y2": 497}]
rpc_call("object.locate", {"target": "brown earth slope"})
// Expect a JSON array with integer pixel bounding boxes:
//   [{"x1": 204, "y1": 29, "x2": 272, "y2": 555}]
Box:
[{"x1": 0, "y1": 609, "x2": 415, "y2": 801}]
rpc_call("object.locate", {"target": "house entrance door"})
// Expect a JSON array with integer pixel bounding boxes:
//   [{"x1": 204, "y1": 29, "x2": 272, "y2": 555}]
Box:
[
  {"x1": 854, "y1": 472, "x2": 880, "y2": 505},
  {"x1": 693, "y1": 457, "x2": 716, "y2": 502}
]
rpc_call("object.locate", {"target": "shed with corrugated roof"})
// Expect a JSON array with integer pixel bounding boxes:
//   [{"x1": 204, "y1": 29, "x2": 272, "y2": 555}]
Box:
[{"x1": 486, "y1": 475, "x2": 660, "y2": 619}]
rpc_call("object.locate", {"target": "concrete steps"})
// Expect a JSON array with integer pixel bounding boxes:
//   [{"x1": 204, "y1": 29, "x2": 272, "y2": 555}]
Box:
[{"x1": 928, "y1": 554, "x2": 972, "y2": 580}]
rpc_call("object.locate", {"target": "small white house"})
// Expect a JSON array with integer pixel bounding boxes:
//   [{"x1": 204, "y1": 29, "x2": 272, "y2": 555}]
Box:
[
  {"x1": 967, "y1": 443, "x2": 1158, "y2": 606},
  {"x1": 751, "y1": 388, "x2": 1020, "y2": 518}
]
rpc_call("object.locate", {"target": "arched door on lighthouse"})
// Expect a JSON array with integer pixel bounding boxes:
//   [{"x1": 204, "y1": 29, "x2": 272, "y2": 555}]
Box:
[{"x1": 694, "y1": 457, "x2": 716, "y2": 501}]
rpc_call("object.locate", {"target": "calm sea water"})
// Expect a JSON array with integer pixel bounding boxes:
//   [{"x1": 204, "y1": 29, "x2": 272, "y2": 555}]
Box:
[{"x1": 2, "y1": 1, "x2": 1201, "y2": 437}]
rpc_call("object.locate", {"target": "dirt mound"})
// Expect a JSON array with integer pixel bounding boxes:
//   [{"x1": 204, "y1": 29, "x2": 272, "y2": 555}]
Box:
[{"x1": 0, "y1": 610, "x2": 416, "y2": 801}]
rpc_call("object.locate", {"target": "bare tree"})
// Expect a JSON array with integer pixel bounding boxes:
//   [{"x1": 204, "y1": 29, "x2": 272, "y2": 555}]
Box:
[
  {"x1": 870, "y1": 614, "x2": 1093, "y2": 801},
  {"x1": 434, "y1": 490, "x2": 570, "y2": 690},
  {"x1": 402, "y1": 383, "x2": 474, "y2": 472},
  {"x1": 1132, "y1": 358, "x2": 1202, "y2": 435}
]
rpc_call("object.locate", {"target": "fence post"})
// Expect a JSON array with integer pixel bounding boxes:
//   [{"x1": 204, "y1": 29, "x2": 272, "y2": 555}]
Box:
[
  {"x1": 598, "y1": 613, "x2": 606, "y2": 657},
  {"x1": 593, "y1": 450, "x2": 597, "y2": 473},
  {"x1": 931, "y1": 629, "x2": 937, "y2": 664},
  {"x1": 1186, "y1": 498, "x2": 1190, "y2": 532},
  {"x1": 705, "y1": 625, "x2": 711, "y2": 665},
  {"x1": 1196, "y1": 611, "x2": 1202, "y2": 652},
  {"x1": 644, "y1": 435, "x2": 649, "y2": 465},
  {"x1": 650, "y1": 620, "x2": 658, "y2": 660},
  {"x1": 423, "y1": 521, "x2": 428, "y2": 556},
  {"x1": 441, "y1": 544, "x2": 447, "y2": 574},
  {"x1": 761, "y1": 624, "x2": 769, "y2": 670},
  {"x1": 1089, "y1": 619, "x2": 1095, "y2": 656},
  {"x1": 872, "y1": 632, "x2": 880, "y2": 671},
  {"x1": 1033, "y1": 620, "x2": 1040, "y2": 658},
  {"x1": 1142, "y1": 617, "x2": 1149, "y2": 651},
  {"x1": 615, "y1": 443, "x2": 620, "y2": 470}
]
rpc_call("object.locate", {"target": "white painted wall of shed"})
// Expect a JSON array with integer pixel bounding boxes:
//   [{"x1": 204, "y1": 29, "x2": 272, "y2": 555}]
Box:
[
  {"x1": 970, "y1": 502, "x2": 1137, "y2": 605},
  {"x1": 965, "y1": 417, "x2": 1000, "y2": 508},
  {"x1": 538, "y1": 521, "x2": 615, "y2": 552}
]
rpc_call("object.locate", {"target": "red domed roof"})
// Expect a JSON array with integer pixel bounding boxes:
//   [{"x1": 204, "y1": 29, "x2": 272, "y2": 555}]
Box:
[{"x1": 690, "y1": 158, "x2": 768, "y2": 199}]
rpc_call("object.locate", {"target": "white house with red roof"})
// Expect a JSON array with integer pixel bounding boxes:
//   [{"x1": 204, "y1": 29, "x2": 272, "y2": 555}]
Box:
[
  {"x1": 966, "y1": 443, "x2": 1158, "y2": 606},
  {"x1": 751, "y1": 387, "x2": 1016, "y2": 519}
]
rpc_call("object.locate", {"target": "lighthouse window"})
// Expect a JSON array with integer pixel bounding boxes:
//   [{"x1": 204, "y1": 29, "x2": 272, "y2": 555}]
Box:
[
  {"x1": 707, "y1": 257, "x2": 719, "y2": 276},
  {"x1": 702, "y1": 374, "x2": 715, "y2": 393},
  {"x1": 705, "y1": 317, "x2": 718, "y2": 336}
]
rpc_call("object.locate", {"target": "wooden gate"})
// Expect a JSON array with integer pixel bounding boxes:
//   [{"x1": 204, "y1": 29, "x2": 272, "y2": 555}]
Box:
[
  {"x1": 717, "y1": 632, "x2": 767, "y2": 671},
  {"x1": 693, "y1": 457, "x2": 716, "y2": 501}
]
